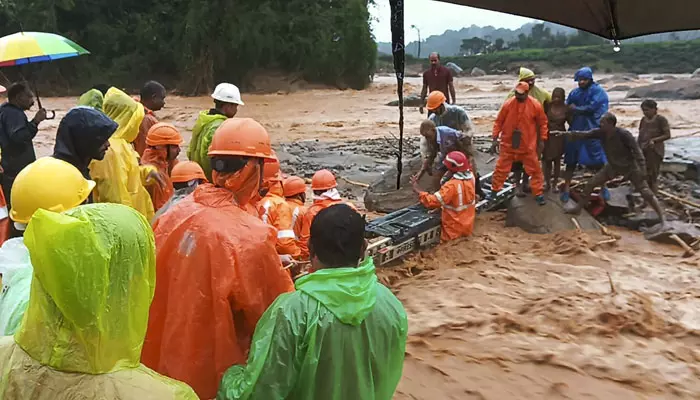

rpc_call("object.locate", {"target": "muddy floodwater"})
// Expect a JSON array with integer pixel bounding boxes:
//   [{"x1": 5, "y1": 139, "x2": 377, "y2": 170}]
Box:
[{"x1": 33, "y1": 74, "x2": 700, "y2": 399}]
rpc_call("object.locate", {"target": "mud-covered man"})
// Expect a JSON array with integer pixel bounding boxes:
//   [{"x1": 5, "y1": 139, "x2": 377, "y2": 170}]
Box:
[
  {"x1": 552, "y1": 112, "x2": 666, "y2": 228},
  {"x1": 416, "y1": 119, "x2": 484, "y2": 198}
]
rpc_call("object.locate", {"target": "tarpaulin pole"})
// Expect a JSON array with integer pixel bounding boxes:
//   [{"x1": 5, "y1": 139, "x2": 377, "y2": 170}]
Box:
[{"x1": 390, "y1": 0, "x2": 405, "y2": 190}]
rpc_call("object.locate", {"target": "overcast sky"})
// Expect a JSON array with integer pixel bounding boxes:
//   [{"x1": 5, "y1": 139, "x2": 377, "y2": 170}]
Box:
[{"x1": 370, "y1": 1, "x2": 534, "y2": 43}]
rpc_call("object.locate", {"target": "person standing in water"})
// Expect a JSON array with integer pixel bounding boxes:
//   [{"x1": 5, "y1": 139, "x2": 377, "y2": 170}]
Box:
[
  {"x1": 419, "y1": 52, "x2": 456, "y2": 114},
  {"x1": 638, "y1": 99, "x2": 671, "y2": 195},
  {"x1": 542, "y1": 88, "x2": 570, "y2": 192}
]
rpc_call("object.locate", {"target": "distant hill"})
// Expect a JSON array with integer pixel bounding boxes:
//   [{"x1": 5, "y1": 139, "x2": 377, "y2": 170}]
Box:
[{"x1": 377, "y1": 22, "x2": 700, "y2": 56}]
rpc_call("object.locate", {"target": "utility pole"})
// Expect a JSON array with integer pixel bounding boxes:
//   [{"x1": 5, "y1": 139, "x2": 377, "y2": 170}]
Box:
[{"x1": 410, "y1": 24, "x2": 421, "y2": 58}]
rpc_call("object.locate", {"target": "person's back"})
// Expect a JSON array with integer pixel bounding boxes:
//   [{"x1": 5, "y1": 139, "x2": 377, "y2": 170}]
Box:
[
  {"x1": 218, "y1": 204, "x2": 408, "y2": 400},
  {"x1": 0, "y1": 204, "x2": 197, "y2": 399},
  {"x1": 143, "y1": 118, "x2": 294, "y2": 399}
]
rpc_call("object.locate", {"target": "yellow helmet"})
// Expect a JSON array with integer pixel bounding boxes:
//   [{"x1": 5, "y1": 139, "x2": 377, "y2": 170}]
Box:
[{"x1": 10, "y1": 157, "x2": 96, "y2": 223}]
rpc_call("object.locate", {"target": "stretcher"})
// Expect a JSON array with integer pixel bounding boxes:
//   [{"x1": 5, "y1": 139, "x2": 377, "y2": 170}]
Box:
[{"x1": 365, "y1": 172, "x2": 515, "y2": 266}]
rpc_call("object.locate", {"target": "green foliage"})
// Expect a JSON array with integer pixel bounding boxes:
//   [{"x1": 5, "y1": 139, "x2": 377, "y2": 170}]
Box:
[
  {"x1": 0, "y1": 0, "x2": 376, "y2": 94},
  {"x1": 442, "y1": 40, "x2": 700, "y2": 75},
  {"x1": 508, "y1": 23, "x2": 605, "y2": 50},
  {"x1": 460, "y1": 37, "x2": 491, "y2": 55}
]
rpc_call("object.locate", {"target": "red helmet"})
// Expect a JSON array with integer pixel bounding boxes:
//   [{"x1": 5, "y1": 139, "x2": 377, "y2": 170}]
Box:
[{"x1": 443, "y1": 151, "x2": 471, "y2": 172}]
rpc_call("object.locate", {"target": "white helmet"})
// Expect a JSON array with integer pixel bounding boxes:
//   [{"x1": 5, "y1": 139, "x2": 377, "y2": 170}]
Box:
[{"x1": 211, "y1": 83, "x2": 244, "y2": 106}]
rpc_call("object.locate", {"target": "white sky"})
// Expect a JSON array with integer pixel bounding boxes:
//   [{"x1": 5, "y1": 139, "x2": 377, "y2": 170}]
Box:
[{"x1": 370, "y1": 0, "x2": 534, "y2": 43}]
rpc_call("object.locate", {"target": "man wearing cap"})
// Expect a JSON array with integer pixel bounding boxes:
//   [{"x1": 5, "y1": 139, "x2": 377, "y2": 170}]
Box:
[
  {"x1": 560, "y1": 66, "x2": 609, "y2": 203},
  {"x1": 419, "y1": 52, "x2": 456, "y2": 114},
  {"x1": 188, "y1": 83, "x2": 245, "y2": 180},
  {"x1": 491, "y1": 82, "x2": 549, "y2": 206}
]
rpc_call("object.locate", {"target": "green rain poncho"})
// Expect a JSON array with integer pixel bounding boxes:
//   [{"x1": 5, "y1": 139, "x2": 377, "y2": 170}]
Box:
[
  {"x1": 0, "y1": 204, "x2": 198, "y2": 399},
  {"x1": 188, "y1": 110, "x2": 227, "y2": 181},
  {"x1": 217, "y1": 258, "x2": 408, "y2": 400},
  {"x1": 77, "y1": 89, "x2": 105, "y2": 110},
  {"x1": 0, "y1": 238, "x2": 32, "y2": 336},
  {"x1": 506, "y1": 67, "x2": 552, "y2": 107}
]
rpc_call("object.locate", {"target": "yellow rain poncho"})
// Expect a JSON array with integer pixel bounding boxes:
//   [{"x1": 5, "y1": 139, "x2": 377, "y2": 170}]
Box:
[
  {"x1": 0, "y1": 204, "x2": 198, "y2": 399},
  {"x1": 506, "y1": 67, "x2": 552, "y2": 106},
  {"x1": 89, "y1": 87, "x2": 157, "y2": 220}
]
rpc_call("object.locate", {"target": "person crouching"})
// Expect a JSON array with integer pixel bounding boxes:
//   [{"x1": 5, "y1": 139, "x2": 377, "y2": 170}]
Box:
[{"x1": 411, "y1": 151, "x2": 476, "y2": 241}]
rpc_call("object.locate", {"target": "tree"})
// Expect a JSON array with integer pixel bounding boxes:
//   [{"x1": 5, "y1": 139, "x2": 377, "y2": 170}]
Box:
[
  {"x1": 494, "y1": 38, "x2": 505, "y2": 52},
  {"x1": 460, "y1": 36, "x2": 490, "y2": 55}
]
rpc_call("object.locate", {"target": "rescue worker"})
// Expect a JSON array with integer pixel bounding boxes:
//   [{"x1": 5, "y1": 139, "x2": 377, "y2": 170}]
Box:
[
  {"x1": 0, "y1": 158, "x2": 97, "y2": 336},
  {"x1": 283, "y1": 175, "x2": 307, "y2": 242},
  {"x1": 52, "y1": 107, "x2": 118, "y2": 180},
  {"x1": 425, "y1": 90, "x2": 479, "y2": 180},
  {"x1": 152, "y1": 161, "x2": 208, "y2": 222},
  {"x1": 217, "y1": 204, "x2": 408, "y2": 400},
  {"x1": 0, "y1": 83, "x2": 47, "y2": 235},
  {"x1": 412, "y1": 151, "x2": 476, "y2": 241},
  {"x1": 506, "y1": 67, "x2": 552, "y2": 195},
  {"x1": 135, "y1": 81, "x2": 167, "y2": 156},
  {"x1": 560, "y1": 67, "x2": 610, "y2": 202},
  {"x1": 553, "y1": 113, "x2": 667, "y2": 228},
  {"x1": 142, "y1": 118, "x2": 295, "y2": 399},
  {"x1": 638, "y1": 99, "x2": 671, "y2": 195},
  {"x1": 188, "y1": 83, "x2": 244, "y2": 180},
  {"x1": 415, "y1": 119, "x2": 484, "y2": 197},
  {"x1": 259, "y1": 156, "x2": 301, "y2": 258},
  {"x1": 298, "y1": 169, "x2": 352, "y2": 260},
  {"x1": 89, "y1": 87, "x2": 162, "y2": 221},
  {"x1": 141, "y1": 122, "x2": 183, "y2": 212},
  {"x1": 491, "y1": 82, "x2": 548, "y2": 206},
  {"x1": 0, "y1": 204, "x2": 198, "y2": 399}
]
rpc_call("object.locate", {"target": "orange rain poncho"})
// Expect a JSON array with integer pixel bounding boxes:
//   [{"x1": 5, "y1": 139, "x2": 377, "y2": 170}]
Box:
[
  {"x1": 141, "y1": 147, "x2": 177, "y2": 212},
  {"x1": 298, "y1": 192, "x2": 355, "y2": 260},
  {"x1": 143, "y1": 178, "x2": 295, "y2": 399},
  {"x1": 491, "y1": 95, "x2": 549, "y2": 196},
  {"x1": 259, "y1": 181, "x2": 301, "y2": 258},
  {"x1": 286, "y1": 197, "x2": 306, "y2": 243},
  {"x1": 419, "y1": 171, "x2": 476, "y2": 241},
  {"x1": 141, "y1": 123, "x2": 183, "y2": 212},
  {"x1": 89, "y1": 88, "x2": 157, "y2": 220}
]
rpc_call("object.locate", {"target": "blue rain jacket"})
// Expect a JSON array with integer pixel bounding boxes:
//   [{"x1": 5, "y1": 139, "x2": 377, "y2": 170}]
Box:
[{"x1": 564, "y1": 67, "x2": 609, "y2": 166}]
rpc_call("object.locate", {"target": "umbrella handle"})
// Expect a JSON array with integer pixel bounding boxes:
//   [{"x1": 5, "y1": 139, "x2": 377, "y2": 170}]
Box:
[{"x1": 45, "y1": 110, "x2": 56, "y2": 120}]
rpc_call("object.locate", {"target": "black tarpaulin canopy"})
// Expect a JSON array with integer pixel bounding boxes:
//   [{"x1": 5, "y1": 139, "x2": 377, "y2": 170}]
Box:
[{"x1": 434, "y1": 0, "x2": 700, "y2": 40}]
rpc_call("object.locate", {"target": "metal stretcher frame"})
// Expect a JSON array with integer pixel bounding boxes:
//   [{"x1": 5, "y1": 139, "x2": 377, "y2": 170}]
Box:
[{"x1": 365, "y1": 172, "x2": 515, "y2": 266}]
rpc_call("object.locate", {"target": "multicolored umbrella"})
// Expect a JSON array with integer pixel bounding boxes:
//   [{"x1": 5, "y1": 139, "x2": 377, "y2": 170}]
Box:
[
  {"x1": 0, "y1": 31, "x2": 89, "y2": 67},
  {"x1": 0, "y1": 31, "x2": 89, "y2": 117}
]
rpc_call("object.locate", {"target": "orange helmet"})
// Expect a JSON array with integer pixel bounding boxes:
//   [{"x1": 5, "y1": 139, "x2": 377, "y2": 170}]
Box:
[
  {"x1": 171, "y1": 161, "x2": 208, "y2": 183},
  {"x1": 426, "y1": 91, "x2": 446, "y2": 111},
  {"x1": 263, "y1": 154, "x2": 282, "y2": 182},
  {"x1": 146, "y1": 122, "x2": 183, "y2": 146},
  {"x1": 283, "y1": 176, "x2": 306, "y2": 197},
  {"x1": 208, "y1": 118, "x2": 275, "y2": 159},
  {"x1": 311, "y1": 169, "x2": 337, "y2": 191}
]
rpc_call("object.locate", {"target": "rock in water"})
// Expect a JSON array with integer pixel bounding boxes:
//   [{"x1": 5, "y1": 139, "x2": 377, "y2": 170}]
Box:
[
  {"x1": 445, "y1": 62, "x2": 463, "y2": 75},
  {"x1": 385, "y1": 94, "x2": 424, "y2": 107},
  {"x1": 692, "y1": 68, "x2": 700, "y2": 79},
  {"x1": 609, "y1": 85, "x2": 632, "y2": 92},
  {"x1": 626, "y1": 79, "x2": 700, "y2": 100},
  {"x1": 471, "y1": 67, "x2": 486, "y2": 77},
  {"x1": 506, "y1": 193, "x2": 600, "y2": 234}
]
